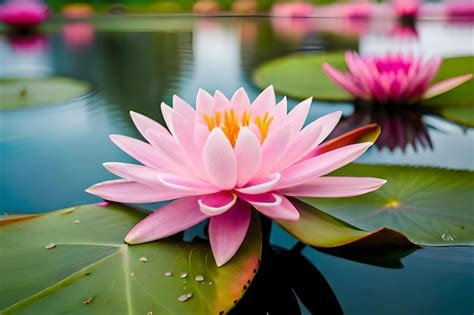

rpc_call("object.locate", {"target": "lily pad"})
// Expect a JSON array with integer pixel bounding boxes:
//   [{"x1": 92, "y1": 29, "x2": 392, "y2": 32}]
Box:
[
  {"x1": 0, "y1": 203, "x2": 262, "y2": 314},
  {"x1": 299, "y1": 164, "x2": 474, "y2": 246},
  {"x1": 0, "y1": 77, "x2": 90, "y2": 110},
  {"x1": 91, "y1": 17, "x2": 194, "y2": 33},
  {"x1": 437, "y1": 106, "x2": 474, "y2": 127},
  {"x1": 253, "y1": 53, "x2": 473, "y2": 106}
]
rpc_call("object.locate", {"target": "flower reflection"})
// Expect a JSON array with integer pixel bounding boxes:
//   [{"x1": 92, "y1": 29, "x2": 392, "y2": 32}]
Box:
[
  {"x1": 6, "y1": 32, "x2": 47, "y2": 53},
  {"x1": 393, "y1": 0, "x2": 421, "y2": 20},
  {"x1": 390, "y1": 22, "x2": 418, "y2": 39},
  {"x1": 334, "y1": 103, "x2": 433, "y2": 152},
  {"x1": 63, "y1": 23, "x2": 94, "y2": 50},
  {"x1": 445, "y1": 0, "x2": 474, "y2": 21},
  {"x1": 271, "y1": 2, "x2": 314, "y2": 18},
  {"x1": 271, "y1": 15, "x2": 314, "y2": 41}
]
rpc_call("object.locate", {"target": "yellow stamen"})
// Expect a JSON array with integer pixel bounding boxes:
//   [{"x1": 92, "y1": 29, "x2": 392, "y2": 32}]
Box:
[{"x1": 203, "y1": 109, "x2": 274, "y2": 146}]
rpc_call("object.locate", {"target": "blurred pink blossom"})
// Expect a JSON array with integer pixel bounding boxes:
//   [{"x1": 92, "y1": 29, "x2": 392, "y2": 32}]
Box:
[{"x1": 0, "y1": 0, "x2": 49, "y2": 28}]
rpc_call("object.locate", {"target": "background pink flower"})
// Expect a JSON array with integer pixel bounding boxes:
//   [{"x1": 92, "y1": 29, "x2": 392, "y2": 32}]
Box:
[
  {"x1": 0, "y1": 0, "x2": 49, "y2": 28},
  {"x1": 323, "y1": 51, "x2": 472, "y2": 104},
  {"x1": 87, "y1": 87, "x2": 385, "y2": 266}
]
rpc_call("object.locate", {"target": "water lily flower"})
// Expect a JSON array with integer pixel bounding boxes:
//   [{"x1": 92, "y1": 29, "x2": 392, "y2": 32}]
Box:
[
  {"x1": 393, "y1": 0, "x2": 420, "y2": 19},
  {"x1": 0, "y1": 0, "x2": 49, "y2": 29},
  {"x1": 271, "y1": 2, "x2": 314, "y2": 18},
  {"x1": 86, "y1": 87, "x2": 386, "y2": 266},
  {"x1": 323, "y1": 52, "x2": 473, "y2": 104}
]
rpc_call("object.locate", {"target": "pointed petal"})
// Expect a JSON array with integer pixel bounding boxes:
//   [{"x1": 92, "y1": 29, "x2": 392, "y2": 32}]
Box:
[
  {"x1": 275, "y1": 142, "x2": 373, "y2": 189},
  {"x1": 158, "y1": 173, "x2": 219, "y2": 195},
  {"x1": 109, "y1": 135, "x2": 165, "y2": 170},
  {"x1": 130, "y1": 111, "x2": 170, "y2": 141},
  {"x1": 231, "y1": 87, "x2": 251, "y2": 114},
  {"x1": 196, "y1": 88, "x2": 214, "y2": 116},
  {"x1": 125, "y1": 197, "x2": 207, "y2": 244},
  {"x1": 252, "y1": 85, "x2": 276, "y2": 115},
  {"x1": 86, "y1": 179, "x2": 178, "y2": 203},
  {"x1": 203, "y1": 128, "x2": 238, "y2": 190},
  {"x1": 322, "y1": 63, "x2": 366, "y2": 99},
  {"x1": 310, "y1": 123, "x2": 381, "y2": 158},
  {"x1": 257, "y1": 123, "x2": 292, "y2": 176},
  {"x1": 198, "y1": 191, "x2": 237, "y2": 216},
  {"x1": 209, "y1": 201, "x2": 251, "y2": 267},
  {"x1": 235, "y1": 127, "x2": 262, "y2": 187},
  {"x1": 287, "y1": 97, "x2": 312, "y2": 136},
  {"x1": 239, "y1": 192, "x2": 282, "y2": 207},
  {"x1": 173, "y1": 95, "x2": 196, "y2": 122},
  {"x1": 236, "y1": 173, "x2": 281, "y2": 195},
  {"x1": 160, "y1": 102, "x2": 175, "y2": 134},
  {"x1": 279, "y1": 176, "x2": 386, "y2": 197},
  {"x1": 423, "y1": 74, "x2": 473, "y2": 100},
  {"x1": 214, "y1": 90, "x2": 231, "y2": 110},
  {"x1": 103, "y1": 162, "x2": 163, "y2": 188},
  {"x1": 252, "y1": 195, "x2": 300, "y2": 221}
]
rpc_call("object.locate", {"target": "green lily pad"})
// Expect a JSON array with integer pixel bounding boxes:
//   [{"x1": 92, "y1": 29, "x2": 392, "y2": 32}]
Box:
[
  {"x1": 0, "y1": 77, "x2": 90, "y2": 110},
  {"x1": 253, "y1": 53, "x2": 473, "y2": 106},
  {"x1": 91, "y1": 17, "x2": 194, "y2": 33},
  {"x1": 299, "y1": 164, "x2": 474, "y2": 246},
  {"x1": 437, "y1": 106, "x2": 474, "y2": 127},
  {"x1": 0, "y1": 203, "x2": 262, "y2": 314}
]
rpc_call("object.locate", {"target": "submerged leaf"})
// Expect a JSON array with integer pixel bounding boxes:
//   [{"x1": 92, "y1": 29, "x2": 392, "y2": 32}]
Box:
[
  {"x1": 300, "y1": 164, "x2": 474, "y2": 246},
  {"x1": 0, "y1": 203, "x2": 262, "y2": 314}
]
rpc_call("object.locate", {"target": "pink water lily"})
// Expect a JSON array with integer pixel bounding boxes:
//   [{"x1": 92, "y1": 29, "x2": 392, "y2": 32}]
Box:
[
  {"x1": 323, "y1": 51, "x2": 473, "y2": 104},
  {"x1": 86, "y1": 87, "x2": 386, "y2": 266},
  {"x1": 0, "y1": 0, "x2": 49, "y2": 28},
  {"x1": 393, "y1": 0, "x2": 420, "y2": 19}
]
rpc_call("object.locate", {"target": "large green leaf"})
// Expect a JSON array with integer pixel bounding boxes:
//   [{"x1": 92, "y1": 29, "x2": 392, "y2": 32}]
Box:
[
  {"x1": 0, "y1": 203, "x2": 262, "y2": 314},
  {"x1": 253, "y1": 54, "x2": 473, "y2": 107},
  {"x1": 437, "y1": 106, "x2": 474, "y2": 127},
  {"x1": 0, "y1": 77, "x2": 90, "y2": 110},
  {"x1": 299, "y1": 164, "x2": 474, "y2": 246}
]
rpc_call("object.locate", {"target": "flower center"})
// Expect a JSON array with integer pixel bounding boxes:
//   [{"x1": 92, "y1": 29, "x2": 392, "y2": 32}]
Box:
[{"x1": 203, "y1": 109, "x2": 273, "y2": 146}]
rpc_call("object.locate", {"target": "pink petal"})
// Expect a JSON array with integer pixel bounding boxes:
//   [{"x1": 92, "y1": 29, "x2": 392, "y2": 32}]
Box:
[
  {"x1": 239, "y1": 192, "x2": 282, "y2": 207},
  {"x1": 103, "y1": 162, "x2": 163, "y2": 187},
  {"x1": 214, "y1": 90, "x2": 231, "y2": 110},
  {"x1": 196, "y1": 88, "x2": 214, "y2": 116},
  {"x1": 203, "y1": 128, "x2": 238, "y2": 190},
  {"x1": 129, "y1": 111, "x2": 170, "y2": 141},
  {"x1": 158, "y1": 173, "x2": 219, "y2": 195},
  {"x1": 423, "y1": 74, "x2": 473, "y2": 100},
  {"x1": 257, "y1": 123, "x2": 292, "y2": 176},
  {"x1": 209, "y1": 201, "x2": 251, "y2": 267},
  {"x1": 322, "y1": 63, "x2": 366, "y2": 99},
  {"x1": 198, "y1": 191, "x2": 237, "y2": 216},
  {"x1": 194, "y1": 124, "x2": 210, "y2": 154},
  {"x1": 252, "y1": 85, "x2": 276, "y2": 115},
  {"x1": 279, "y1": 176, "x2": 387, "y2": 197},
  {"x1": 234, "y1": 127, "x2": 262, "y2": 187},
  {"x1": 160, "y1": 102, "x2": 175, "y2": 134},
  {"x1": 287, "y1": 97, "x2": 312, "y2": 136},
  {"x1": 252, "y1": 195, "x2": 300, "y2": 221},
  {"x1": 231, "y1": 87, "x2": 251, "y2": 114},
  {"x1": 275, "y1": 142, "x2": 373, "y2": 190},
  {"x1": 125, "y1": 197, "x2": 207, "y2": 244},
  {"x1": 109, "y1": 134, "x2": 165, "y2": 170},
  {"x1": 86, "y1": 179, "x2": 180, "y2": 203},
  {"x1": 173, "y1": 95, "x2": 196, "y2": 123},
  {"x1": 236, "y1": 173, "x2": 281, "y2": 194}
]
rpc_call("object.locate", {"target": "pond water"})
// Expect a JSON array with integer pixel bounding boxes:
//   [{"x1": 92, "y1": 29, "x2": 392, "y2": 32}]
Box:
[{"x1": 1, "y1": 16, "x2": 473, "y2": 314}]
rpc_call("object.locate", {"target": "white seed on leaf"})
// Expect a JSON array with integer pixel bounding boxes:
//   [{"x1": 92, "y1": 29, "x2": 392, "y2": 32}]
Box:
[
  {"x1": 45, "y1": 242, "x2": 56, "y2": 249},
  {"x1": 140, "y1": 256, "x2": 148, "y2": 262},
  {"x1": 195, "y1": 275, "x2": 204, "y2": 282}
]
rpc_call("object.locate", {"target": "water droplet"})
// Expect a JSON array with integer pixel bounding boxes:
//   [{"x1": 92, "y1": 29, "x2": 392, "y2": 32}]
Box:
[
  {"x1": 131, "y1": 272, "x2": 135, "y2": 276},
  {"x1": 178, "y1": 293, "x2": 192, "y2": 302},
  {"x1": 180, "y1": 272, "x2": 188, "y2": 278},
  {"x1": 208, "y1": 281, "x2": 213, "y2": 285},
  {"x1": 45, "y1": 242, "x2": 56, "y2": 249},
  {"x1": 164, "y1": 271, "x2": 172, "y2": 277},
  {"x1": 83, "y1": 296, "x2": 94, "y2": 305},
  {"x1": 441, "y1": 233, "x2": 455, "y2": 242},
  {"x1": 195, "y1": 275, "x2": 204, "y2": 282},
  {"x1": 73, "y1": 219, "x2": 80, "y2": 224},
  {"x1": 140, "y1": 256, "x2": 148, "y2": 262},
  {"x1": 147, "y1": 312, "x2": 153, "y2": 315}
]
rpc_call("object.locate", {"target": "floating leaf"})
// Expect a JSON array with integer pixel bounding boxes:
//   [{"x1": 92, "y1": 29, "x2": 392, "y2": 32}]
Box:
[
  {"x1": 0, "y1": 77, "x2": 90, "y2": 110},
  {"x1": 437, "y1": 106, "x2": 474, "y2": 127},
  {"x1": 254, "y1": 54, "x2": 473, "y2": 106},
  {"x1": 299, "y1": 164, "x2": 474, "y2": 246},
  {"x1": 0, "y1": 203, "x2": 262, "y2": 314}
]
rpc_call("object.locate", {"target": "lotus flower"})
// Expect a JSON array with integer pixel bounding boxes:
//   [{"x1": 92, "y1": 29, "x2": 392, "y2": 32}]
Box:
[
  {"x1": 323, "y1": 52, "x2": 473, "y2": 105},
  {"x1": 393, "y1": 0, "x2": 420, "y2": 19},
  {"x1": 271, "y1": 2, "x2": 314, "y2": 18},
  {"x1": 0, "y1": 0, "x2": 49, "y2": 28},
  {"x1": 86, "y1": 87, "x2": 386, "y2": 266}
]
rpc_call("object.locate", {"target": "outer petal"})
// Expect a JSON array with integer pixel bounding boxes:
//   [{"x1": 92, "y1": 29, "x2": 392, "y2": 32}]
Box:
[
  {"x1": 286, "y1": 97, "x2": 312, "y2": 136},
  {"x1": 196, "y1": 88, "x2": 214, "y2": 117},
  {"x1": 239, "y1": 192, "x2": 282, "y2": 207},
  {"x1": 130, "y1": 111, "x2": 170, "y2": 141},
  {"x1": 275, "y1": 142, "x2": 373, "y2": 189},
  {"x1": 109, "y1": 135, "x2": 167, "y2": 170},
  {"x1": 234, "y1": 127, "x2": 262, "y2": 187},
  {"x1": 173, "y1": 95, "x2": 196, "y2": 123},
  {"x1": 252, "y1": 195, "x2": 300, "y2": 221},
  {"x1": 125, "y1": 197, "x2": 207, "y2": 244},
  {"x1": 158, "y1": 173, "x2": 219, "y2": 195},
  {"x1": 209, "y1": 200, "x2": 251, "y2": 267},
  {"x1": 198, "y1": 191, "x2": 237, "y2": 216},
  {"x1": 278, "y1": 176, "x2": 387, "y2": 197},
  {"x1": 252, "y1": 85, "x2": 276, "y2": 116},
  {"x1": 236, "y1": 173, "x2": 281, "y2": 195},
  {"x1": 322, "y1": 63, "x2": 367, "y2": 99},
  {"x1": 160, "y1": 102, "x2": 175, "y2": 134},
  {"x1": 203, "y1": 128, "x2": 238, "y2": 189},
  {"x1": 103, "y1": 162, "x2": 163, "y2": 188},
  {"x1": 86, "y1": 179, "x2": 180, "y2": 203},
  {"x1": 423, "y1": 74, "x2": 473, "y2": 100}
]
